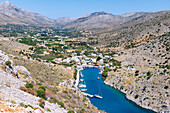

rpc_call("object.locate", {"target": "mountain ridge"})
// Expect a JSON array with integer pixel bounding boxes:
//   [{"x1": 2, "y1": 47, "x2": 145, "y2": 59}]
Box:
[
  {"x1": 0, "y1": 1, "x2": 153, "y2": 29},
  {"x1": 0, "y1": 1, "x2": 54, "y2": 26}
]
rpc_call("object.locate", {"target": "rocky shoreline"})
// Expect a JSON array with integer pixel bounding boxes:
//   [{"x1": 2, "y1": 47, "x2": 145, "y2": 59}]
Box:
[{"x1": 104, "y1": 81, "x2": 157, "y2": 113}]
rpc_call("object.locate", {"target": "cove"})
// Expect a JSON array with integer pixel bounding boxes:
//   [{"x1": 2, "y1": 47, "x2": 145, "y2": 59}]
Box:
[{"x1": 79, "y1": 67, "x2": 155, "y2": 113}]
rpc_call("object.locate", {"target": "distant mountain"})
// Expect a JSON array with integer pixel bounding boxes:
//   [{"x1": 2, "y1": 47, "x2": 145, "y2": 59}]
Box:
[
  {"x1": 62, "y1": 11, "x2": 149, "y2": 30},
  {"x1": 55, "y1": 14, "x2": 90, "y2": 26},
  {"x1": 88, "y1": 10, "x2": 170, "y2": 48},
  {"x1": 0, "y1": 1, "x2": 54, "y2": 26},
  {"x1": 0, "y1": 2, "x2": 149, "y2": 29}
]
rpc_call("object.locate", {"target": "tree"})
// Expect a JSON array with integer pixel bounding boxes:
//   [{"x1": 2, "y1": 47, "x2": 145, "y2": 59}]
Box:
[
  {"x1": 67, "y1": 110, "x2": 75, "y2": 113},
  {"x1": 5, "y1": 61, "x2": 11, "y2": 66},
  {"x1": 97, "y1": 56, "x2": 101, "y2": 61},
  {"x1": 25, "y1": 83, "x2": 33, "y2": 88},
  {"x1": 36, "y1": 90, "x2": 46, "y2": 99},
  {"x1": 39, "y1": 86, "x2": 46, "y2": 91}
]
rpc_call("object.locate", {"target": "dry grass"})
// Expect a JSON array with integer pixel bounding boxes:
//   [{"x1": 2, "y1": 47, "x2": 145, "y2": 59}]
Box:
[{"x1": 0, "y1": 40, "x2": 73, "y2": 85}]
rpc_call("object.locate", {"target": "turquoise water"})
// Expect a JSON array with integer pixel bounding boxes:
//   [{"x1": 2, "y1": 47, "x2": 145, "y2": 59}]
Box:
[{"x1": 80, "y1": 68, "x2": 155, "y2": 113}]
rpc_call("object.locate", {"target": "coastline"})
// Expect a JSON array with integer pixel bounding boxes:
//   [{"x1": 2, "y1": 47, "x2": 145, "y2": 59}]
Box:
[
  {"x1": 104, "y1": 81, "x2": 157, "y2": 113},
  {"x1": 76, "y1": 66, "x2": 157, "y2": 113}
]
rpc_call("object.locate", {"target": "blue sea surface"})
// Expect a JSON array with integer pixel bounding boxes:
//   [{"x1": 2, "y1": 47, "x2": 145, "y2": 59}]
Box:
[{"x1": 80, "y1": 68, "x2": 155, "y2": 113}]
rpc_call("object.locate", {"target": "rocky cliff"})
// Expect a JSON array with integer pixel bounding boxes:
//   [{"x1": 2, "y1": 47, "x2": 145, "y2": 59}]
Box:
[{"x1": 104, "y1": 33, "x2": 170, "y2": 112}]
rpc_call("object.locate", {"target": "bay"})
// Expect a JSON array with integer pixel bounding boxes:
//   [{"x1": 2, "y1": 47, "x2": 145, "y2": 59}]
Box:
[{"x1": 79, "y1": 67, "x2": 155, "y2": 113}]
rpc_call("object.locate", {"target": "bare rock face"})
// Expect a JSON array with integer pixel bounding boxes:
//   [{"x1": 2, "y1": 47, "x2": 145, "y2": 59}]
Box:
[
  {"x1": 16, "y1": 66, "x2": 31, "y2": 76},
  {"x1": 0, "y1": 1, "x2": 54, "y2": 26},
  {"x1": 0, "y1": 50, "x2": 18, "y2": 77}
]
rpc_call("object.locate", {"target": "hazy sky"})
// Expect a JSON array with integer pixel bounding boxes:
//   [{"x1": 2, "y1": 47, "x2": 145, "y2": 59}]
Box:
[{"x1": 0, "y1": 0, "x2": 170, "y2": 19}]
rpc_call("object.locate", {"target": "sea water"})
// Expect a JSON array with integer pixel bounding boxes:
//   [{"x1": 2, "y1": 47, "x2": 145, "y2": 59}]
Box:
[{"x1": 79, "y1": 68, "x2": 154, "y2": 113}]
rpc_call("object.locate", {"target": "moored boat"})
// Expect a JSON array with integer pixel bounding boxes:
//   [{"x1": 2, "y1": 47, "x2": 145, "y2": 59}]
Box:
[
  {"x1": 79, "y1": 84, "x2": 86, "y2": 88},
  {"x1": 81, "y1": 89, "x2": 87, "y2": 91},
  {"x1": 94, "y1": 94, "x2": 102, "y2": 99}
]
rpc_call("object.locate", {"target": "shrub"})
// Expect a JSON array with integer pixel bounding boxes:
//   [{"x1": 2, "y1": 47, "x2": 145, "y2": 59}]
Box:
[
  {"x1": 47, "y1": 108, "x2": 51, "y2": 112},
  {"x1": 25, "y1": 83, "x2": 33, "y2": 88},
  {"x1": 63, "y1": 90, "x2": 68, "y2": 93},
  {"x1": 39, "y1": 102, "x2": 44, "y2": 108},
  {"x1": 11, "y1": 100, "x2": 16, "y2": 104},
  {"x1": 20, "y1": 86, "x2": 26, "y2": 91},
  {"x1": 5, "y1": 61, "x2": 11, "y2": 66},
  {"x1": 80, "y1": 108, "x2": 85, "y2": 113},
  {"x1": 26, "y1": 104, "x2": 34, "y2": 109},
  {"x1": 36, "y1": 90, "x2": 46, "y2": 99},
  {"x1": 52, "y1": 98, "x2": 59, "y2": 104},
  {"x1": 73, "y1": 69, "x2": 77, "y2": 80},
  {"x1": 135, "y1": 70, "x2": 139, "y2": 76},
  {"x1": 135, "y1": 94, "x2": 139, "y2": 99},
  {"x1": 27, "y1": 88, "x2": 35, "y2": 95},
  {"x1": 19, "y1": 103, "x2": 25, "y2": 107},
  {"x1": 104, "y1": 67, "x2": 111, "y2": 72},
  {"x1": 39, "y1": 86, "x2": 46, "y2": 91},
  {"x1": 164, "y1": 86, "x2": 168, "y2": 89},
  {"x1": 58, "y1": 101, "x2": 65, "y2": 108},
  {"x1": 51, "y1": 98, "x2": 64, "y2": 108},
  {"x1": 38, "y1": 99, "x2": 45, "y2": 105},
  {"x1": 67, "y1": 110, "x2": 75, "y2": 113},
  {"x1": 101, "y1": 71, "x2": 108, "y2": 77}
]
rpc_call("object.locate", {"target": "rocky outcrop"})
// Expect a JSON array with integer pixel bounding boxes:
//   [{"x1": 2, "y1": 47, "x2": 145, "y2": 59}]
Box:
[
  {"x1": 0, "y1": 50, "x2": 18, "y2": 78},
  {"x1": 16, "y1": 66, "x2": 31, "y2": 76},
  {"x1": 104, "y1": 34, "x2": 170, "y2": 112},
  {"x1": 0, "y1": 50, "x2": 68, "y2": 113}
]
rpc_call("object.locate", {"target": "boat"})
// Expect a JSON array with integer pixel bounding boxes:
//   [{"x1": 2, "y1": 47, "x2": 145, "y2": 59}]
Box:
[
  {"x1": 81, "y1": 89, "x2": 87, "y2": 91},
  {"x1": 83, "y1": 93, "x2": 93, "y2": 97},
  {"x1": 94, "y1": 85, "x2": 102, "y2": 99},
  {"x1": 99, "y1": 70, "x2": 103, "y2": 74},
  {"x1": 81, "y1": 73, "x2": 84, "y2": 77},
  {"x1": 87, "y1": 94, "x2": 94, "y2": 98},
  {"x1": 80, "y1": 79, "x2": 84, "y2": 82},
  {"x1": 79, "y1": 84, "x2": 86, "y2": 88},
  {"x1": 94, "y1": 94, "x2": 102, "y2": 99}
]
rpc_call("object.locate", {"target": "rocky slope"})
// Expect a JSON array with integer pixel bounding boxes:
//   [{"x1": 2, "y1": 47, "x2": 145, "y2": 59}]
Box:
[
  {"x1": 0, "y1": 1, "x2": 54, "y2": 27},
  {"x1": 0, "y1": 40, "x2": 104, "y2": 113},
  {"x1": 88, "y1": 10, "x2": 170, "y2": 48},
  {"x1": 62, "y1": 11, "x2": 148, "y2": 30},
  {"x1": 0, "y1": 1, "x2": 149, "y2": 29},
  {"x1": 55, "y1": 13, "x2": 90, "y2": 26},
  {"x1": 104, "y1": 33, "x2": 170, "y2": 112},
  {"x1": 0, "y1": 50, "x2": 68, "y2": 113}
]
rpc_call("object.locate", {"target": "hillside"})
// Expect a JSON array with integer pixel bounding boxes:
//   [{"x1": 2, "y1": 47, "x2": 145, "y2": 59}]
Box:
[
  {"x1": 62, "y1": 11, "x2": 148, "y2": 30},
  {"x1": 104, "y1": 33, "x2": 170, "y2": 112},
  {"x1": 87, "y1": 11, "x2": 170, "y2": 48},
  {"x1": 0, "y1": 1, "x2": 149, "y2": 29},
  {"x1": 0, "y1": 1, "x2": 54, "y2": 27},
  {"x1": 0, "y1": 39, "x2": 104, "y2": 113}
]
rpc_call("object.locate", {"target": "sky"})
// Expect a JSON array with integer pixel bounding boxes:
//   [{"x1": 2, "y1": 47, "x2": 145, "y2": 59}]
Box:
[{"x1": 0, "y1": 0, "x2": 170, "y2": 19}]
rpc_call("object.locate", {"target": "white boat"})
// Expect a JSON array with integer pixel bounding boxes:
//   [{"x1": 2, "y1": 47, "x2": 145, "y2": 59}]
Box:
[
  {"x1": 94, "y1": 85, "x2": 102, "y2": 99},
  {"x1": 79, "y1": 84, "x2": 86, "y2": 88},
  {"x1": 80, "y1": 79, "x2": 84, "y2": 82},
  {"x1": 81, "y1": 89, "x2": 87, "y2": 91},
  {"x1": 83, "y1": 93, "x2": 93, "y2": 97},
  {"x1": 94, "y1": 94, "x2": 102, "y2": 99},
  {"x1": 81, "y1": 73, "x2": 84, "y2": 77},
  {"x1": 88, "y1": 94, "x2": 94, "y2": 98},
  {"x1": 99, "y1": 71, "x2": 103, "y2": 74}
]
